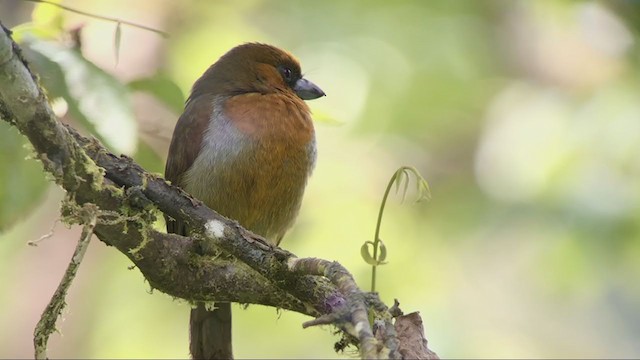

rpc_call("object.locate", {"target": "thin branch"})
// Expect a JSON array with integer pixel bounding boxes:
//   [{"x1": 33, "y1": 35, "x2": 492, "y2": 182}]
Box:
[
  {"x1": 23, "y1": 0, "x2": 169, "y2": 38},
  {"x1": 28, "y1": 219, "x2": 59, "y2": 246},
  {"x1": 33, "y1": 205, "x2": 97, "y2": 360},
  {"x1": 289, "y1": 257, "x2": 380, "y2": 359}
]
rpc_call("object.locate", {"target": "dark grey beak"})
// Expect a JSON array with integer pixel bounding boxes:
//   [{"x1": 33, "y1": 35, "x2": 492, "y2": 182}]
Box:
[{"x1": 294, "y1": 78, "x2": 325, "y2": 100}]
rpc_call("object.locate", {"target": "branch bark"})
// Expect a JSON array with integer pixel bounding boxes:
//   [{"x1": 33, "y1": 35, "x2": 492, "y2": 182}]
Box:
[{"x1": 0, "y1": 22, "x2": 438, "y2": 359}]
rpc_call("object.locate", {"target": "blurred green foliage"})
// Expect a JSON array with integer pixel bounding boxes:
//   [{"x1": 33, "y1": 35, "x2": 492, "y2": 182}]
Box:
[
  {"x1": 1, "y1": 0, "x2": 640, "y2": 358},
  {"x1": 0, "y1": 122, "x2": 48, "y2": 231}
]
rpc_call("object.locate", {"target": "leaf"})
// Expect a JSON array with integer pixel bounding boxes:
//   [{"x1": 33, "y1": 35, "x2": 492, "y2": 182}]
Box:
[
  {"x1": 0, "y1": 122, "x2": 49, "y2": 232},
  {"x1": 360, "y1": 241, "x2": 387, "y2": 266},
  {"x1": 11, "y1": 23, "x2": 58, "y2": 43},
  {"x1": 25, "y1": 39, "x2": 138, "y2": 154},
  {"x1": 128, "y1": 74, "x2": 185, "y2": 114},
  {"x1": 31, "y1": 0, "x2": 65, "y2": 34},
  {"x1": 377, "y1": 238, "x2": 388, "y2": 264},
  {"x1": 308, "y1": 109, "x2": 345, "y2": 126},
  {"x1": 132, "y1": 138, "x2": 164, "y2": 175},
  {"x1": 360, "y1": 241, "x2": 378, "y2": 266},
  {"x1": 114, "y1": 22, "x2": 122, "y2": 66},
  {"x1": 11, "y1": 0, "x2": 65, "y2": 43},
  {"x1": 393, "y1": 166, "x2": 432, "y2": 204},
  {"x1": 401, "y1": 169, "x2": 410, "y2": 203},
  {"x1": 394, "y1": 167, "x2": 406, "y2": 195},
  {"x1": 417, "y1": 178, "x2": 432, "y2": 202}
]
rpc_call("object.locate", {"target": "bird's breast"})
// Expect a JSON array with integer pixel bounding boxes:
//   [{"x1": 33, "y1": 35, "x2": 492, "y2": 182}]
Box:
[
  {"x1": 223, "y1": 92, "x2": 314, "y2": 144},
  {"x1": 182, "y1": 94, "x2": 316, "y2": 243}
]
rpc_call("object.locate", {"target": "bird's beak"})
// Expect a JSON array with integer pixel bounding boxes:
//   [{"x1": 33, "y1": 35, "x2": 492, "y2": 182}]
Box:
[{"x1": 294, "y1": 78, "x2": 325, "y2": 100}]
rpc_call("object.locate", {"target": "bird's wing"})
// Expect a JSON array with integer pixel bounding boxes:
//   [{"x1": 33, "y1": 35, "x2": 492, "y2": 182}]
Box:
[{"x1": 164, "y1": 95, "x2": 214, "y2": 235}]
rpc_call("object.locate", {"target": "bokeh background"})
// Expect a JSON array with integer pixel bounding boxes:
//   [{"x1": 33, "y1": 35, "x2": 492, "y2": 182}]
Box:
[{"x1": 1, "y1": 0, "x2": 640, "y2": 358}]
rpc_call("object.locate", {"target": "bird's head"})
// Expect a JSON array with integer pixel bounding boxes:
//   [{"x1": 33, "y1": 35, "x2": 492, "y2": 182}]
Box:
[{"x1": 190, "y1": 43, "x2": 325, "y2": 101}]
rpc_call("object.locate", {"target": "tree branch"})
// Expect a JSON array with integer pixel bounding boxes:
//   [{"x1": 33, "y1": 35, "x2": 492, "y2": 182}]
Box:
[
  {"x1": 0, "y1": 22, "x2": 438, "y2": 359},
  {"x1": 289, "y1": 257, "x2": 378, "y2": 358}
]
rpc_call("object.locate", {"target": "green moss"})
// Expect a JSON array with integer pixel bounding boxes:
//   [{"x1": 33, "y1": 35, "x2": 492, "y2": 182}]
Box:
[
  {"x1": 105, "y1": 182, "x2": 125, "y2": 197},
  {"x1": 141, "y1": 172, "x2": 149, "y2": 188},
  {"x1": 126, "y1": 212, "x2": 155, "y2": 259},
  {"x1": 127, "y1": 230, "x2": 148, "y2": 260},
  {"x1": 59, "y1": 199, "x2": 84, "y2": 226},
  {"x1": 81, "y1": 155, "x2": 107, "y2": 193}
]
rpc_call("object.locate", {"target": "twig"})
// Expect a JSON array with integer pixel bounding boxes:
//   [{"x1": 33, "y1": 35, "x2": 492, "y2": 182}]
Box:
[
  {"x1": 28, "y1": 219, "x2": 60, "y2": 246},
  {"x1": 289, "y1": 257, "x2": 380, "y2": 359},
  {"x1": 33, "y1": 206, "x2": 97, "y2": 359},
  {"x1": 23, "y1": 0, "x2": 169, "y2": 38}
]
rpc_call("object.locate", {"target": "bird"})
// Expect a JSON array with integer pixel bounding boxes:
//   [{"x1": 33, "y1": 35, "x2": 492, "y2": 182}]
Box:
[{"x1": 164, "y1": 43, "x2": 325, "y2": 359}]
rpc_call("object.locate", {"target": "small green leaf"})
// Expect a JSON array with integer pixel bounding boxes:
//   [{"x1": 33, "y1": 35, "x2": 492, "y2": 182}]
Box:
[
  {"x1": 394, "y1": 168, "x2": 405, "y2": 195},
  {"x1": 114, "y1": 22, "x2": 122, "y2": 66},
  {"x1": 361, "y1": 241, "x2": 387, "y2": 266},
  {"x1": 31, "y1": 0, "x2": 65, "y2": 34},
  {"x1": 417, "y1": 178, "x2": 432, "y2": 202},
  {"x1": 394, "y1": 166, "x2": 432, "y2": 203},
  {"x1": 401, "y1": 169, "x2": 410, "y2": 203},
  {"x1": 377, "y1": 238, "x2": 388, "y2": 264},
  {"x1": 361, "y1": 241, "x2": 378, "y2": 266},
  {"x1": 128, "y1": 74, "x2": 186, "y2": 114}
]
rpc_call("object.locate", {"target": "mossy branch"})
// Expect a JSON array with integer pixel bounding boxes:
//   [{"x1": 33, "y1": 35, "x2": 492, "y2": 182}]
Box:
[
  {"x1": 33, "y1": 204, "x2": 97, "y2": 360},
  {"x1": 0, "y1": 22, "x2": 438, "y2": 359}
]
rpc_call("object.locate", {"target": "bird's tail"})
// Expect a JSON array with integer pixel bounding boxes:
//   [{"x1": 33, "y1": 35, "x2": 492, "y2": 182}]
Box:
[{"x1": 189, "y1": 302, "x2": 233, "y2": 359}]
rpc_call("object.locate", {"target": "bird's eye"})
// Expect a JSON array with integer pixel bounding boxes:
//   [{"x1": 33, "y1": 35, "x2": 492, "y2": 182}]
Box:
[{"x1": 281, "y1": 67, "x2": 293, "y2": 82}]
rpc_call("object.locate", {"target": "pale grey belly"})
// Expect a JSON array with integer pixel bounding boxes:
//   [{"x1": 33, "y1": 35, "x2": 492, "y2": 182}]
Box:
[{"x1": 183, "y1": 139, "x2": 315, "y2": 244}]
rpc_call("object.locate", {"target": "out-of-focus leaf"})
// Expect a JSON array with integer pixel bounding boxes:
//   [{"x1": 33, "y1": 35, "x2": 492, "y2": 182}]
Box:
[
  {"x1": 133, "y1": 139, "x2": 165, "y2": 175},
  {"x1": 11, "y1": 0, "x2": 65, "y2": 43},
  {"x1": 114, "y1": 22, "x2": 122, "y2": 66},
  {"x1": 307, "y1": 108, "x2": 344, "y2": 126},
  {"x1": 25, "y1": 39, "x2": 137, "y2": 154},
  {"x1": 128, "y1": 74, "x2": 185, "y2": 114},
  {"x1": 31, "y1": 0, "x2": 65, "y2": 34},
  {"x1": 11, "y1": 23, "x2": 59, "y2": 43},
  {"x1": 0, "y1": 122, "x2": 49, "y2": 232}
]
